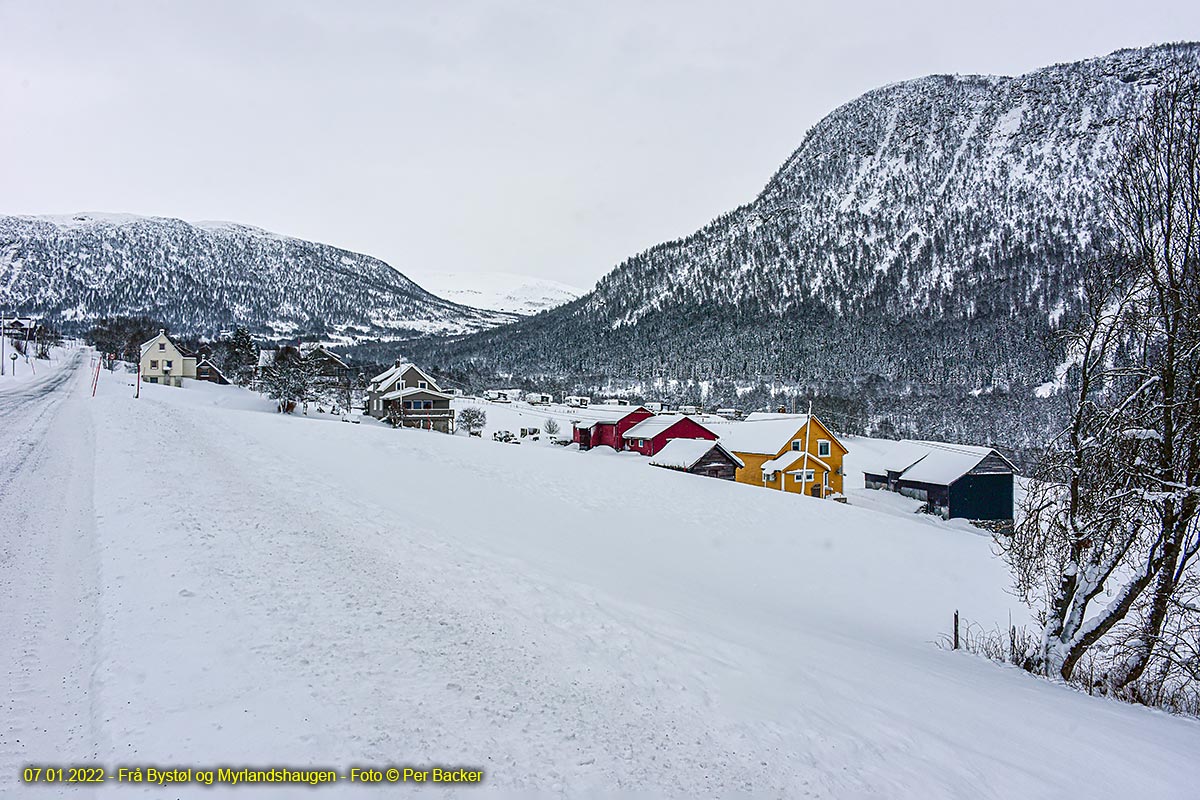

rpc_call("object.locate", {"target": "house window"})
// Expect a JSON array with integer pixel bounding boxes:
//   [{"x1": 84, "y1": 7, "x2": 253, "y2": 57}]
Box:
[
  {"x1": 638, "y1": 438, "x2": 645, "y2": 447},
  {"x1": 795, "y1": 470, "x2": 815, "y2": 483},
  {"x1": 158, "y1": 342, "x2": 165, "y2": 351},
  {"x1": 792, "y1": 440, "x2": 801, "y2": 451},
  {"x1": 424, "y1": 401, "x2": 433, "y2": 409},
  {"x1": 150, "y1": 360, "x2": 158, "y2": 369},
  {"x1": 147, "y1": 377, "x2": 157, "y2": 383},
  {"x1": 165, "y1": 360, "x2": 172, "y2": 369},
  {"x1": 403, "y1": 401, "x2": 412, "y2": 410},
  {"x1": 418, "y1": 381, "x2": 427, "y2": 389},
  {"x1": 818, "y1": 440, "x2": 831, "y2": 458}
]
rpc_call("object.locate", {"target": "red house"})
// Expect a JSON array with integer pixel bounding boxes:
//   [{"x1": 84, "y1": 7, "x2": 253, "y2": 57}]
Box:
[
  {"x1": 621, "y1": 415, "x2": 719, "y2": 456},
  {"x1": 572, "y1": 406, "x2": 653, "y2": 451}
]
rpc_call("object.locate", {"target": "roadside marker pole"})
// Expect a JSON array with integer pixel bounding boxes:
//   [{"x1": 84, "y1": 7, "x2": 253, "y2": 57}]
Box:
[
  {"x1": 135, "y1": 362, "x2": 141, "y2": 398},
  {"x1": 91, "y1": 357, "x2": 101, "y2": 397}
]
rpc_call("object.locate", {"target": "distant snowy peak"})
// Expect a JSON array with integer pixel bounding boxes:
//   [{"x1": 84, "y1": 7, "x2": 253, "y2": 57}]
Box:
[
  {"x1": 0, "y1": 213, "x2": 518, "y2": 340},
  {"x1": 410, "y1": 271, "x2": 585, "y2": 316}
]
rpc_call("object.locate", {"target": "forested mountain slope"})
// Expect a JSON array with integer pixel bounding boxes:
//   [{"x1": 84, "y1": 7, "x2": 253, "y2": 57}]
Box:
[{"x1": 410, "y1": 43, "x2": 1200, "y2": 454}]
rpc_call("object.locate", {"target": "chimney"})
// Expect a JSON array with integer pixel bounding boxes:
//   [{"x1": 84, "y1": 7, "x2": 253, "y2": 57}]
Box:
[
  {"x1": 777, "y1": 404, "x2": 786, "y2": 414},
  {"x1": 159, "y1": 328, "x2": 165, "y2": 335},
  {"x1": 395, "y1": 359, "x2": 402, "y2": 367}
]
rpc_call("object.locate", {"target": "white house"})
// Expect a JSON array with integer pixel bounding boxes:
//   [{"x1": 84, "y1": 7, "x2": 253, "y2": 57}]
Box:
[
  {"x1": 366, "y1": 360, "x2": 456, "y2": 432},
  {"x1": 139, "y1": 329, "x2": 197, "y2": 387}
]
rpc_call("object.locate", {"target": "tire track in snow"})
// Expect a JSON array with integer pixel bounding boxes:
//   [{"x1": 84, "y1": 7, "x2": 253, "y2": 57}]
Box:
[{"x1": 0, "y1": 350, "x2": 101, "y2": 799}]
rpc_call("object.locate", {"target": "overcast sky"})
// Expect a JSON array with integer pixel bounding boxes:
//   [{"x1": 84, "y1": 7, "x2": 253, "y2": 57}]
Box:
[{"x1": 2, "y1": 1, "x2": 1198, "y2": 289}]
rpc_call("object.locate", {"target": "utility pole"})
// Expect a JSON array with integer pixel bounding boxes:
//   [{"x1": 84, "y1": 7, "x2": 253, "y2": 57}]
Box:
[{"x1": 801, "y1": 400, "x2": 813, "y2": 496}]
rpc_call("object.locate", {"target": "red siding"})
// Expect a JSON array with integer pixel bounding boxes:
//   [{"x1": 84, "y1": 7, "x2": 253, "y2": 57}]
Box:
[
  {"x1": 575, "y1": 408, "x2": 653, "y2": 451},
  {"x1": 627, "y1": 417, "x2": 718, "y2": 456}
]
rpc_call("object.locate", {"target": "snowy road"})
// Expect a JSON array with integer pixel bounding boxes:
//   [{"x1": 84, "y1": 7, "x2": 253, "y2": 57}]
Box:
[
  {"x1": 0, "y1": 351, "x2": 101, "y2": 797},
  {"x1": 3, "y1": 369, "x2": 1200, "y2": 797}
]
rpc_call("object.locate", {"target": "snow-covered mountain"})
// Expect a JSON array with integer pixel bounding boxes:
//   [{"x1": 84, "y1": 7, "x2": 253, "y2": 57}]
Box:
[
  {"x1": 0, "y1": 213, "x2": 517, "y2": 341},
  {"x1": 410, "y1": 43, "x2": 1200, "y2": 454},
  {"x1": 406, "y1": 271, "x2": 584, "y2": 316}
]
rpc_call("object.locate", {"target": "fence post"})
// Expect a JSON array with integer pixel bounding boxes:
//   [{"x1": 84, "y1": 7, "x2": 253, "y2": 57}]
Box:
[{"x1": 953, "y1": 610, "x2": 960, "y2": 651}]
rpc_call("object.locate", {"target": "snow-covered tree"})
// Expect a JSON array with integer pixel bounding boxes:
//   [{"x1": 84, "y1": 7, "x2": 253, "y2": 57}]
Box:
[
  {"x1": 459, "y1": 406, "x2": 486, "y2": 435},
  {"x1": 261, "y1": 346, "x2": 317, "y2": 413},
  {"x1": 219, "y1": 326, "x2": 258, "y2": 385},
  {"x1": 1005, "y1": 69, "x2": 1200, "y2": 702}
]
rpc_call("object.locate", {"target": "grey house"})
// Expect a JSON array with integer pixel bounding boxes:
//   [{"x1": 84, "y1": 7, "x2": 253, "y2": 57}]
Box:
[
  {"x1": 366, "y1": 361, "x2": 455, "y2": 433},
  {"x1": 862, "y1": 439, "x2": 1016, "y2": 521}
]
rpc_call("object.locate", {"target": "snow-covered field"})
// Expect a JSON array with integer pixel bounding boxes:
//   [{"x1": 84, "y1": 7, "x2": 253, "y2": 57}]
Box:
[
  {"x1": 409, "y1": 271, "x2": 585, "y2": 316},
  {"x1": 3, "y1": 362, "x2": 1199, "y2": 798}
]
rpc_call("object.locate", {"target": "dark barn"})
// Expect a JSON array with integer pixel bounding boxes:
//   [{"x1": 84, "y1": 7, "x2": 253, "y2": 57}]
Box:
[{"x1": 862, "y1": 440, "x2": 1015, "y2": 521}]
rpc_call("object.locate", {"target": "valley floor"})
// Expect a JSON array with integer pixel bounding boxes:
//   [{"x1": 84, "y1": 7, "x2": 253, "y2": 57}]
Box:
[{"x1": 2, "y1": 359, "x2": 1198, "y2": 798}]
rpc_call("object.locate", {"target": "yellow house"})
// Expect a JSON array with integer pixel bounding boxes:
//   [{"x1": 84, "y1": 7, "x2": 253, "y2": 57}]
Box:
[
  {"x1": 713, "y1": 413, "x2": 849, "y2": 498},
  {"x1": 138, "y1": 329, "x2": 197, "y2": 387}
]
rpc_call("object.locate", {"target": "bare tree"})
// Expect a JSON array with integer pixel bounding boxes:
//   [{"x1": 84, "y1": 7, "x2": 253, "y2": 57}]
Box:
[{"x1": 1005, "y1": 68, "x2": 1200, "y2": 700}]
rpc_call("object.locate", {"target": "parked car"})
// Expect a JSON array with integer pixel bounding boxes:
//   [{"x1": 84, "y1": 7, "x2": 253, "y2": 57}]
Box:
[
  {"x1": 493, "y1": 430, "x2": 519, "y2": 443},
  {"x1": 565, "y1": 395, "x2": 591, "y2": 408}
]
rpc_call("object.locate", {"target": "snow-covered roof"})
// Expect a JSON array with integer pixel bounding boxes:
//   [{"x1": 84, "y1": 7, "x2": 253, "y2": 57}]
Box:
[
  {"x1": 300, "y1": 343, "x2": 348, "y2": 368},
  {"x1": 577, "y1": 406, "x2": 649, "y2": 425},
  {"x1": 139, "y1": 330, "x2": 162, "y2": 358},
  {"x1": 370, "y1": 361, "x2": 410, "y2": 387},
  {"x1": 860, "y1": 439, "x2": 1015, "y2": 485},
  {"x1": 370, "y1": 362, "x2": 441, "y2": 393},
  {"x1": 710, "y1": 416, "x2": 813, "y2": 455},
  {"x1": 381, "y1": 386, "x2": 453, "y2": 401},
  {"x1": 649, "y1": 439, "x2": 744, "y2": 470},
  {"x1": 622, "y1": 414, "x2": 713, "y2": 440},
  {"x1": 744, "y1": 412, "x2": 809, "y2": 422},
  {"x1": 761, "y1": 450, "x2": 831, "y2": 474},
  {"x1": 898, "y1": 440, "x2": 1014, "y2": 484}
]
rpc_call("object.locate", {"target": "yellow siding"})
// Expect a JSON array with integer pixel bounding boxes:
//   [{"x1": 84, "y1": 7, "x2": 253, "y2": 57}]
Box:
[{"x1": 730, "y1": 416, "x2": 848, "y2": 498}]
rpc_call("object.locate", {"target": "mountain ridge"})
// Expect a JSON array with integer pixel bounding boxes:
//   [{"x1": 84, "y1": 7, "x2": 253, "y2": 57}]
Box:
[
  {"x1": 406, "y1": 42, "x2": 1200, "y2": 454},
  {"x1": 0, "y1": 212, "x2": 517, "y2": 341}
]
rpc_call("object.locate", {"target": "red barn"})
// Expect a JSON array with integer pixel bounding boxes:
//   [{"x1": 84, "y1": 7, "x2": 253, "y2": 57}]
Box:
[
  {"x1": 572, "y1": 406, "x2": 653, "y2": 451},
  {"x1": 621, "y1": 415, "x2": 719, "y2": 456}
]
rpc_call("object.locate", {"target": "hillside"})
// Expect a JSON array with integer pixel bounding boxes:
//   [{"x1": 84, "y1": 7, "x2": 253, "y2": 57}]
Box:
[
  {"x1": 408, "y1": 43, "x2": 1200, "y2": 455},
  {"x1": 0, "y1": 213, "x2": 516, "y2": 341},
  {"x1": 4, "y1": 362, "x2": 1198, "y2": 797}
]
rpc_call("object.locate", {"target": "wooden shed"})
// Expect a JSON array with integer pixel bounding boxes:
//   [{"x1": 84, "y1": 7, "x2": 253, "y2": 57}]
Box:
[{"x1": 649, "y1": 440, "x2": 743, "y2": 480}]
